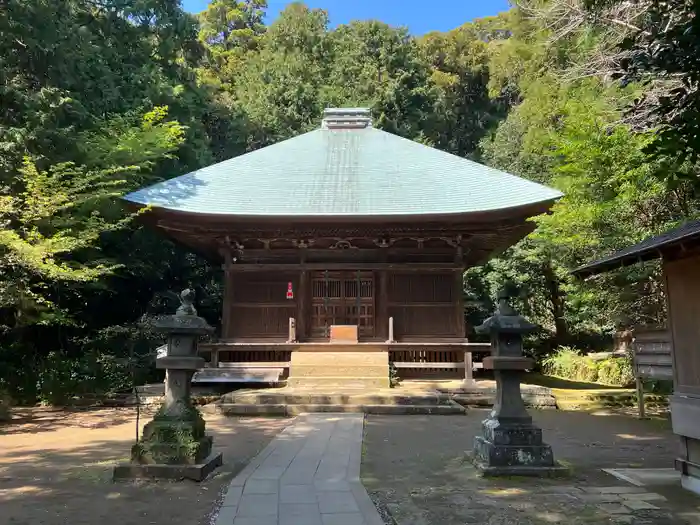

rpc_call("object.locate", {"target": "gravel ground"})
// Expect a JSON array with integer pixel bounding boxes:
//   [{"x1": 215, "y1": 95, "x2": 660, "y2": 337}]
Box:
[{"x1": 362, "y1": 409, "x2": 700, "y2": 525}]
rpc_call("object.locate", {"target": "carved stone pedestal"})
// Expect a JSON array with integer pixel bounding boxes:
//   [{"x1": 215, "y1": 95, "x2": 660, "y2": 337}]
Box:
[
  {"x1": 471, "y1": 286, "x2": 566, "y2": 477},
  {"x1": 113, "y1": 289, "x2": 222, "y2": 482}
]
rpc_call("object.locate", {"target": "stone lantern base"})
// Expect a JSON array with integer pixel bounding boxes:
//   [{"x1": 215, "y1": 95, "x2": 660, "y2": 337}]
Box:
[
  {"x1": 113, "y1": 402, "x2": 222, "y2": 481},
  {"x1": 472, "y1": 418, "x2": 568, "y2": 476}
]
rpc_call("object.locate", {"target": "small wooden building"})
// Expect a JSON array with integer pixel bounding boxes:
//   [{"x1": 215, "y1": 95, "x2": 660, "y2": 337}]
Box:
[
  {"x1": 125, "y1": 108, "x2": 561, "y2": 388},
  {"x1": 574, "y1": 218, "x2": 700, "y2": 495}
]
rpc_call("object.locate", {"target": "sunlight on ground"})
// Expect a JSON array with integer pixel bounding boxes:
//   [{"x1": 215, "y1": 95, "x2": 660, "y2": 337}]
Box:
[
  {"x1": 535, "y1": 512, "x2": 566, "y2": 523},
  {"x1": 0, "y1": 485, "x2": 49, "y2": 502},
  {"x1": 480, "y1": 487, "x2": 528, "y2": 496},
  {"x1": 615, "y1": 433, "x2": 660, "y2": 441}
]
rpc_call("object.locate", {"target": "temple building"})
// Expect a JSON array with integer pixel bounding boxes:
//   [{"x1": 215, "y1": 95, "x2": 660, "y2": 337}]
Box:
[{"x1": 124, "y1": 108, "x2": 562, "y2": 388}]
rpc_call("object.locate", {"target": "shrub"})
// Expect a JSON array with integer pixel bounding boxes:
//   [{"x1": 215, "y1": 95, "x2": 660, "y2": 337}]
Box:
[
  {"x1": 542, "y1": 347, "x2": 599, "y2": 383},
  {"x1": 596, "y1": 357, "x2": 634, "y2": 387},
  {"x1": 541, "y1": 347, "x2": 634, "y2": 387}
]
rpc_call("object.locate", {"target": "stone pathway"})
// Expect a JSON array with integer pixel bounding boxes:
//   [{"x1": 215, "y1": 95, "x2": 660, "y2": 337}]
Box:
[{"x1": 214, "y1": 413, "x2": 383, "y2": 525}]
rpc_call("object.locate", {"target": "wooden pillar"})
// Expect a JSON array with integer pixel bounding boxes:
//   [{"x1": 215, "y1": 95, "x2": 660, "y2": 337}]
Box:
[
  {"x1": 379, "y1": 270, "x2": 389, "y2": 341},
  {"x1": 298, "y1": 269, "x2": 309, "y2": 341},
  {"x1": 455, "y1": 268, "x2": 466, "y2": 338},
  {"x1": 464, "y1": 351, "x2": 473, "y2": 383},
  {"x1": 221, "y1": 248, "x2": 234, "y2": 340}
]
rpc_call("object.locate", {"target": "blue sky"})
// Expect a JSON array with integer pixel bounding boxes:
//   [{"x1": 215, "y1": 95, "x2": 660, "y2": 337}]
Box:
[{"x1": 181, "y1": 0, "x2": 512, "y2": 35}]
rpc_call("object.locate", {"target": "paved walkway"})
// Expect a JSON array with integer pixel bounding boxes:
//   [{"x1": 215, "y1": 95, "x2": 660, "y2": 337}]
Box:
[{"x1": 214, "y1": 413, "x2": 383, "y2": 525}]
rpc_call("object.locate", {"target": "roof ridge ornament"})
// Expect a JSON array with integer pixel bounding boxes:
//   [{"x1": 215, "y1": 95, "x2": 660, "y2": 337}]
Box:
[{"x1": 321, "y1": 107, "x2": 373, "y2": 130}]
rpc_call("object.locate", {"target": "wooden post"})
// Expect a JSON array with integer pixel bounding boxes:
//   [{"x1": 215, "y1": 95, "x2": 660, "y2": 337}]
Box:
[
  {"x1": 464, "y1": 351, "x2": 473, "y2": 383},
  {"x1": 378, "y1": 270, "x2": 389, "y2": 341},
  {"x1": 211, "y1": 348, "x2": 219, "y2": 368},
  {"x1": 455, "y1": 268, "x2": 466, "y2": 338},
  {"x1": 387, "y1": 316, "x2": 395, "y2": 343},
  {"x1": 221, "y1": 248, "x2": 234, "y2": 340},
  {"x1": 288, "y1": 317, "x2": 297, "y2": 343},
  {"x1": 636, "y1": 375, "x2": 646, "y2": 419},
  {"x1": 298, "y1": 270, "x2": 309, "y2": 341}
]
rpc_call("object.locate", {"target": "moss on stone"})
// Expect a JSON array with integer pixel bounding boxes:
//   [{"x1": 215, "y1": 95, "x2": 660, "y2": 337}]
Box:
[{"x1": 131, "y1": 401, "x2": 212, "y2": 465}]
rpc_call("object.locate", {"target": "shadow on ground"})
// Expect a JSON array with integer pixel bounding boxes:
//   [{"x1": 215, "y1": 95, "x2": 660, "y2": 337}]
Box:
[
  {"x1": 0, "y1": 408, "x2": 290, "y2": 525},
  {"x1": 362, "y1": 409, "x2": 695, "y2": 525}
]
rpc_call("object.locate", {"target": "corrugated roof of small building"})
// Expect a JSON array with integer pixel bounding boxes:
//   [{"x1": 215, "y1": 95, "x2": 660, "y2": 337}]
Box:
[
  {"x1": 573, "y1": 218, "x2": 700, "y2": 278},
  {"x1": 123, "y1": 109, "x2": 562, "y2": 217}
]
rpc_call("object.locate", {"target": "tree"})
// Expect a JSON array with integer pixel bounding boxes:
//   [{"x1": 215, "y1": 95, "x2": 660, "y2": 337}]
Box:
[{"x1": 198, "y1": 0, "x2": 267, "y2": 51}]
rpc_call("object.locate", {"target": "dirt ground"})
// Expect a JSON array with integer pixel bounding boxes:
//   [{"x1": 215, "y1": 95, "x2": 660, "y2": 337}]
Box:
[
  {"x1": 3, "y1": 405, "x2": 697, "y2": 525},
  {"x1": 362, "y1": 409, "x2": 700, "y2": 525},
  {"x1": 0, "y1": 407, "x2": 289, "y2": 525}
]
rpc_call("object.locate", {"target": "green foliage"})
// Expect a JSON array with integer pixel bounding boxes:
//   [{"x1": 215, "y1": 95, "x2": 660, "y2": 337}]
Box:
[
  {"x1": 1, "y1": 0, "x2": 699, "y2": 405},
  {"x1": 542, "y1": 347, "x2": 634, "y2": 387},
  {"x1": 542, "y1": 347, "x2": 599, "y2": 383},
  {"x1": 473, "y1": 7, "x2": 700, "y2": 349},
  {"x1": 612, "y1": 0, "x2": 700, "y2": 166},
  {"x1": 389, "y1": 362, "x2": 401, "y2": 388}
]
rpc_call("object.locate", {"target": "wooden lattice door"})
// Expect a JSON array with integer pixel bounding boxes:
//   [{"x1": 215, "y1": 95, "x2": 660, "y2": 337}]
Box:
[{"x1": 311, "y1": 271, "x2": 375, "y2": 339}]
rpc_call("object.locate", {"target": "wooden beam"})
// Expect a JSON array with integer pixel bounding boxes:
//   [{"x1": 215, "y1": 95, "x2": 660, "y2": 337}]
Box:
[
  {"x1": 234, "y1": 248, "x2": 460, "y2": 256},
  {"x1": 228, "y1": 263, "x2": 465, "y2": 272}
]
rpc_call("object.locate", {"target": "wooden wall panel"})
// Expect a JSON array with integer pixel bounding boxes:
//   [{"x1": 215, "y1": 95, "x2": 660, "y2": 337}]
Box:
[
  {"x1": 388, "y1": 273, "x2": 454, "y2": 303},
  {"x1": 227, "y1": 272, "x2": 298, "y2": 340},
  {"x1": 388, "y1": 305, "x2": 456, "y2": 337},
  {"x1": 387, "y1": 272, "x2": 461, "y2": 339},
  {"x1": 664, "y1": 255, "x2": 700, "y2": 392}
]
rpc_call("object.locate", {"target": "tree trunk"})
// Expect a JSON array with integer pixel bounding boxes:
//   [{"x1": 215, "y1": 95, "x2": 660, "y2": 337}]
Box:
[{"x1": 543, "y1": 260, "x2": 568, "y2": 346}]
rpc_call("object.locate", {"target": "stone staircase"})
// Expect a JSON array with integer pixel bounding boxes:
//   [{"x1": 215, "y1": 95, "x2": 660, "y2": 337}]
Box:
[{"x1": 287, "y1": 351, "x2": 390, "y2": 389}]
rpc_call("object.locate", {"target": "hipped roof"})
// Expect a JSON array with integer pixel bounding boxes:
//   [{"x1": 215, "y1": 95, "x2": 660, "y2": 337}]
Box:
[{"x1": 123, "y1": 108, "x2": 562, "y2": 219}]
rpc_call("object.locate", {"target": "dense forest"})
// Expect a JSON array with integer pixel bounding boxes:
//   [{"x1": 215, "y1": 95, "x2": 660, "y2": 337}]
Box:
[{"x1": 1, "y1": 0, "x2": 699, "y2": 403}]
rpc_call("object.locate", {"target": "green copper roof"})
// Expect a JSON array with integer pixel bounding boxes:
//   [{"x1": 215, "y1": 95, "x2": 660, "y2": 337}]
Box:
[{"x1": 124, "y1": 109, "x2": 562, "y2": 217}]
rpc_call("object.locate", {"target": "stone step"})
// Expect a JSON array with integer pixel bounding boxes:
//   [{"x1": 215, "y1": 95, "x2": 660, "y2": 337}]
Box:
[
  {"x1": 211, "y1": 403, "x2": 465, "y2": 416},
  {"x1": 453, "y1": 393, "x2": 557, "y2": 409},
  {"x1": 289, "y1": 364, "x2": 389, "y2": 378},
  {"x1": 223, "y1": 392, "x2": 454, "y2": 406},
  {"x1": 290, "y1": 352, "x2": 388, "y2": 367},
  {"x1": 287, "y1": 377, "x2": 390, "y2": 389}
]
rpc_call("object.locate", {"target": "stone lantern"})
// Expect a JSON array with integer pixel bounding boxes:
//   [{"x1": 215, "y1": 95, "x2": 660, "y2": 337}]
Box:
[
  {"x1": 472, "y1": 285, "x2": 565, "y2": 476},
  {"x1": 114, "y1": 289, "x2": 222, "y2": 481}
]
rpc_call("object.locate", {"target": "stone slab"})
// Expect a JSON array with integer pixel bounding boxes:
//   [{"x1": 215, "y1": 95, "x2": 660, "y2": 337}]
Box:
[
  {"x1": 602, "y1": 468, "x2": 680, "y2": 487},
  {"x1": 212, "y1": 402, "x2": 465, "y2": 416},
  {"x1": 112, "y1": 452, "x2": 222, "y2": 482},
  {"x1": 290, "y1": 352, "x2": 388, "y2": 367},
  {"x1": 287, "y1": 377, "x2": 390, "y2": 389},
  {"x1": 289, "y1": 365, "x2": 389, "y2": 378},
  {"x1": 453, "y1": 393, "x2": 557, "y2": 409},
  {"x1": 213, "y1": 414, "x2": 383, "y2": 525},
  {"x1": 472, "y1": 458, "x2": 570, "y2": 477}
]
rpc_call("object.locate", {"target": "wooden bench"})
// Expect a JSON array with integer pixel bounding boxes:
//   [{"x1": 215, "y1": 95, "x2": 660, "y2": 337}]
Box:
[{"x1": 192, "y1": 362, "x2": 289, "y2": 384}]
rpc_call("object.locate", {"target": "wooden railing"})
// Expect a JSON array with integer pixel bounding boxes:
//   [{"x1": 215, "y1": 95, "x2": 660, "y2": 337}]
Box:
[{"x1": 191, "y1": 316, "x2": 492, "y2": 384}]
